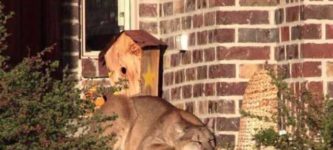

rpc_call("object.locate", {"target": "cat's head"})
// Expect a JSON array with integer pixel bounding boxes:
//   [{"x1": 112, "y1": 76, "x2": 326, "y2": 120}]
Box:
[{"x1": 174, "y1": 125, "x2": 216, "y2": 150}]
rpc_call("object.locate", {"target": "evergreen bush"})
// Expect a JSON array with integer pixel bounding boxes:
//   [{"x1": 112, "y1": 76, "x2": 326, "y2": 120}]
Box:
[{"x1": 0, "y1": 2, "x2": 115, "y2": 149}]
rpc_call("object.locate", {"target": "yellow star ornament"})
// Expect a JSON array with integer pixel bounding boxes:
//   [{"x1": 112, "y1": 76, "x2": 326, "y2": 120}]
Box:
[{"x1": 143, "y1": 64, "x2": 155, "y2": 89}]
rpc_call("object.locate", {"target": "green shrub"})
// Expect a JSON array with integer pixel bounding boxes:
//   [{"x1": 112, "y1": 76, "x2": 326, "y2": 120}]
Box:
[{"x1": 0, "y1": 2, "x2": 115, "y2": 149}]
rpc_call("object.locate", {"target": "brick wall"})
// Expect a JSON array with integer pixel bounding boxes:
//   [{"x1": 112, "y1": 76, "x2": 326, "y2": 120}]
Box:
[
  {"x1": 276, "y1": 1, "x2": 333, "y2": 102},
  {"x1": 154, "y1": 0, "x2": 333, "y2": 148},
  {"x1": 61, "y1": 0, "x2": 81, "y2": 76}
]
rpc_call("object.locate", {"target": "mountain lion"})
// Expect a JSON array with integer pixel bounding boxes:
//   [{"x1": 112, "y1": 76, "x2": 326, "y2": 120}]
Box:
[{"x1": 97, "y1": 94, "x2": 216, "y2": 150}]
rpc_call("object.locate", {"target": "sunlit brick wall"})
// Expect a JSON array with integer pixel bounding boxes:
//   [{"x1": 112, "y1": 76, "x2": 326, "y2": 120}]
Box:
[
  {"x1": 275, "y1": 0, "x2": 333, "y2": 104},
  {"x1": 156, "y1": 0, "x2": 333, "y2": 147}
]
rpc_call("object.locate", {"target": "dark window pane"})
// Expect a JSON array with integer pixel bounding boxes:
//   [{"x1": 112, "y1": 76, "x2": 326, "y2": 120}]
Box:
[{"x1": 85, "y1": 0, "x2": 119, "y2": 51}]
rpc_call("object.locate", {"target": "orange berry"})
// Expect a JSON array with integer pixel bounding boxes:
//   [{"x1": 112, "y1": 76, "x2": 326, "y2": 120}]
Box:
[{"x1": 94, "y1": 97, "x2": 105, "y2": 107}]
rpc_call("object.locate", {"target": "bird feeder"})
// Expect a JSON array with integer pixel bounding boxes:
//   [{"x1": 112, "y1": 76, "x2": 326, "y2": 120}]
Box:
[{"x1": 99, "y1": 30, "x2": 167, "y2": 96}]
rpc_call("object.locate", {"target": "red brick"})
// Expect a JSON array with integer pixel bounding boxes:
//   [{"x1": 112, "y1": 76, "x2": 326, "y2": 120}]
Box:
[
  {"x1": 307, "y1": 82, "x2": 323, "y2": 98},
  {"x1": 204, "y1": 12, "x2": 216, "y2": 26},
  {"x1": 193, "y1": 14, "x2": 204, "y2": 28},
  {"x1": 209, "y1": 64, "x2": 236, "y2": 78},
  {"x1": 189, "y1": 32, "x2": 196, "y2": 46},
  {"x1": 139, "y1": 3, "x2": 157, "y2": 17},
  {"x1": 175, "y1": 70, "x2": 185, "y2": 84},
  {"x1": 301, "y1": 44, "x2": 333, "y2": 58},
  {"x1": 301, "y1": 24, "x2": 322, "y2": 39},
  {"x1": 216, "y1": 117, "x2": 240, "y2": 131},
  {"x1": 215, "y1": 29, "x2": 235, "y2": 43},
  {"x1": 275, "y1": 46, "x2": 285, "y2": 61},
  {"x1": 197, "y1": 31, "x2": 208, "y2": 45},
  {"x1": 162, "y1": 2, "x2": 173, "y2": 16},
  {"x1": 162, "y1": 37, "x2": 175, "y2": 49},
  {"x1": 171, "y1": 53, "x2": 180, "y2": 67},
  {"x1": 82, "y1": 58, "x2": 96, "y2": 78},
  {"x1": 193, "y1": 83, "x2": 204, "y2": 97},
  {"x1": 292, "y1": 62, "x2": 321, "y2": 78},
  {"x1": 216, "y1": 82, "x2": 247, "y2": 96},
  {"x1": 197, "y1": 65, "x2": 208, "y2": 79},
  {"x1": 209, "y1": 0, "x2": 235, "y2": 7},
  {"x1": 286, "y1": 6, "x2": 300, "y2": 22},
  {"x1": 239, "y1": 28, "x2": 279, "y2": 43},
  {"x1": 171, "y1": 87, "x2": 181, "y2": 100},
  {"x1": 209, "y1": 100, "x2": 236, "y2": 114},
  {"x1": 186, "y1": 68, "x2": 196, "y2": 81},
  {"x1": 173, "y1": 18, "x2": 181, "y2": 32},
  {"x1": 185, "y1": 0, "x2": 196, "y2": 12},
  {"x1": 193, "y1": 49, "x2": 204, "y2": 63},
  {"x1": 182, "y1": 85, "x2": 193, "y2": 99},
  {"x1": 291, "y1": 25, "x2": 301, "y2": 40},
  {"x1": 160, "y1": 18, "x2": 180, "y2": 34},
  {"x1": 205, "y1": 83, "x2": 216, "y2": 96},
  {"x1": 182, "y1": 16, "x2": 192, "y2": 30},
  {"x1": 185, "y1": 102, "x2": 194, "y2": 113},
  {"x1": 217, "y1": 11, "x2": 269, "y2": 25},
  {"x1": 303, "y1": 5, "x2": 333, "y2": 20},
  {"x1": 239, "y1": 0, "x2": 278, "y2": 6},
  {"x1": 216, "y1": 134, "x2": 235, "y2": 148},
  {"x1": 291, "y1": 63, "x2": 301, "y2": 78},
  {"x1": 181, "y1": 51, "x2": 192, "y2": 64},
  {"x1": 281, "y1": 26, "x2": 290, "y2": 42},
  {"x1": 139, "y1": 21, "x2": 158, "y2": 34},
  {"x1": 197, "y1": 0, "x2": 208, "y2": 9},
  {"x1": 163, "y1": 72, "x2": 174, "y2": 86},
  {"x1": 302, "y1": 62, "x2": 322, "y2": 77},
  {"x1": 326, "y1": 24, "x2": 333, "y2": 39},
  {"x1": 286, "y1": 44, "x2": 298, "y2": 60},
  {"x1": 217, "y1": 46, "x2": 270, "y2": 60},
  {"x1": 160, "y1": 20, "x2": 169, "y2": 34},
  {"x1": 204, "y1": 48, "x2": 216, "y2": 62},
  {"x1": 275, "y1": 8, "x2": 284, "y2": 24}
]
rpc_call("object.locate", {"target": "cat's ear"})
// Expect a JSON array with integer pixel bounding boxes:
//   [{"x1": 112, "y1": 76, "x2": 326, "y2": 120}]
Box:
[{"x1": 203, "y1": 118, "x2": 214, "y2": 128}]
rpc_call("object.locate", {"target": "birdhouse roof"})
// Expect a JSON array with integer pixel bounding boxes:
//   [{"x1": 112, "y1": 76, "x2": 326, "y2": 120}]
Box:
[
  {"x1": 99, "y1": 30, "x2": 167, "y2": 64},
  {"x1": 123, "y1": 30, "x2": 167, "y2": 50}
]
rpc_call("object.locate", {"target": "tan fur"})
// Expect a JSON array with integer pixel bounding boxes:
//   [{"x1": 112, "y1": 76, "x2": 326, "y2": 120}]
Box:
[{"x1": 98, "y1": 95, "x2": 216, "y2": 150}]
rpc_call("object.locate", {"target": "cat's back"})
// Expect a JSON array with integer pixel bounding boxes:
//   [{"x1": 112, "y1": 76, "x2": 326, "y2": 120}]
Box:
[{"x1": 131, "y1": 96, "x2": 175, "y2": 117}]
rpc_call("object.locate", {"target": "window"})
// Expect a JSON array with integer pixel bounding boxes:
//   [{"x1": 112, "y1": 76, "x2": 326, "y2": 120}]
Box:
[{"x1": 82, "y1": 0, "x2": 133, "y2": 56}]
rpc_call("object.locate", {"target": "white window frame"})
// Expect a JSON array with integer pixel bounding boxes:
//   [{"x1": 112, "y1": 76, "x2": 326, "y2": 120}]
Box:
[{"x1": 81, "y1": 0, "x2": 137, "y2": 58}]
